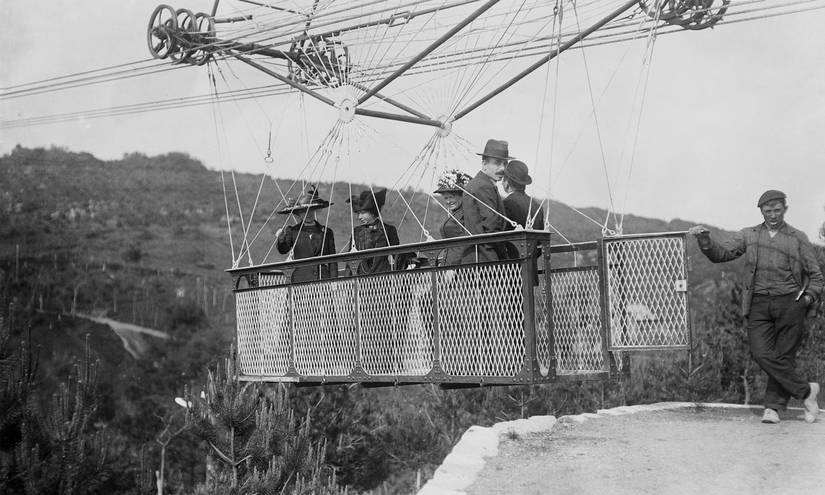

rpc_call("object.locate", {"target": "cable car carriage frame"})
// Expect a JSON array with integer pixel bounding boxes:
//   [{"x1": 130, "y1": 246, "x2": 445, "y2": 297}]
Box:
[
  {"x1": 231, "y1": 230, "x2": 691, "y2": 386},
  {"x1": 144, "y1": 0, "x2": 732, "y2": 386}
]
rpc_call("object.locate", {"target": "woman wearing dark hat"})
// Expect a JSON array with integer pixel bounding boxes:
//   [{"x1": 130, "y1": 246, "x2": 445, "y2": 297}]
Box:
[
  {"x1": 502, "y1": 160, "x2": 544, "y2": 231},
  {"x1": 276, "y1": 185, "x2": 338, "y2": 282},
  {"x1": 345, "y1": 187, "x2": 406, "y2": 274},
  {"x1": 434, "y1": 169, "x2": 472, "y2": 266}
]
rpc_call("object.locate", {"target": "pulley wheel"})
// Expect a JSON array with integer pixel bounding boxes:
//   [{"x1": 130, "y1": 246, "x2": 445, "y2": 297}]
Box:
[
  {"x1": 169, "y1": 8, "x2": 197, "y2": 64},
  {"x1": 191, "y1": 12, "x2": 217, "y2": 66},
  {"x1": 147, "y1": 4, "x2": 178, "y2": 59}
]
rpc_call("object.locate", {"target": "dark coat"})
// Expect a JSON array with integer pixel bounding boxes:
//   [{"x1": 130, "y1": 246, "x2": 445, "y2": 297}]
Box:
[
  {"x1": 348, "y1": 220, "x2": 409, "y2": 274},
  {"x1": 699, "y1": 222, "x2": 823, "y2": 316},
  {"x1": 276, "y1": 221, "x2": 337, "y2": 282},
  {"x1": 439, "y1": 206, "x2": 468, "y2": 266},
  {"x1": 461, "y1": 171, "x2": 505, "y2": 263},
  {"x1": 503, "y1": 191, "x2": 545, "y2": 230}
]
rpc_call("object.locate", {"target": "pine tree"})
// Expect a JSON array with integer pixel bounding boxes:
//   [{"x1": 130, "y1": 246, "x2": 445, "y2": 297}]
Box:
[
  {"x1": 0, "y1": 306, "x2": 113, "y2": 494},
  {"x1": 187, "y1": 351, "x2": 342, "y2": 494}
]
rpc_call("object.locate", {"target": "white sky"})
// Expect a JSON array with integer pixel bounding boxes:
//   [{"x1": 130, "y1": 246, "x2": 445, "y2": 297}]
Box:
[{"x1": 1, "y1": 0, "x2": 824, "y2": 243}]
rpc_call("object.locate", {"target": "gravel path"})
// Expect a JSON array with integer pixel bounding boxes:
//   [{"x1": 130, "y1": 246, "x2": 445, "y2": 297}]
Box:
[{"x1": 466, "y1": 406, "x2": 825, "y2": 495}]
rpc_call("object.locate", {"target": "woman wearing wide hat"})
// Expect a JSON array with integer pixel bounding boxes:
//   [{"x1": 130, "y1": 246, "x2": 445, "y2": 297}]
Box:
[
  {"x1": 434, "y1": 169, "x2": 473, "y2": 266},
  {"x1": 345, "y1": 187, "x2": 409, "y2": 274},
  {"x1": 276, "y1": 185, "x2": 338, "y2": 282}
]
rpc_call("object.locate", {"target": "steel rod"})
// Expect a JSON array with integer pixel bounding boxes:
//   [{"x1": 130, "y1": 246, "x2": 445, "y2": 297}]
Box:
[
  {"x1": 354, "y1": 107, "x2": 443, "y2": 127},
  {"x1": 453, "y1": 0, "x2": 639, "y2": 121},
  {"x1": 348, "y1": 80, "x2": 432, "y2": 120},
  {"x1": 357, "y1": 0, "x2": 501, "y2": 106},
  {"x1": 286, "y1": 0, "x2": 478, "y2": 48},
  {"x1": 224, "y1": 41, "x2": 292, "y2": 60},
  {"x1": 238, "y1": 0, "x2": 306, "y2": 16},
  {"x1": 233, "y1": 54, "x2": 336, "y2": 107}
]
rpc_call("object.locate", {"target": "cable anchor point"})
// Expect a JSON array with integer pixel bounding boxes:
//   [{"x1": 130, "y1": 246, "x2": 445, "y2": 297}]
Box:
[
  {"x1": 264, "y1": 127, "x2": 274, "y2": 163},
  {"x1": 437, "y1": 115, "x2": 452, "y2": 137},
  {"x1": 338, "y1": 98, "x2": 356, "y2": 123}
]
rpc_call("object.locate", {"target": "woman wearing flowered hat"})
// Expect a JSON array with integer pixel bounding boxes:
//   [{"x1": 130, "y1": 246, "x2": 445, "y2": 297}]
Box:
[
  {"x1": 434, "y1": 169, "x2": 472, "y2": 266},
  {"x1": 275, "y1": 185, "x2": 337, "y2": 282}
]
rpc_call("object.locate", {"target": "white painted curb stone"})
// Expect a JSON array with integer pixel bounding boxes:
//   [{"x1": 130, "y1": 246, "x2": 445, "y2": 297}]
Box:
[{"x1": 418, "y1": 402, "x2": 755, "y2": 495}]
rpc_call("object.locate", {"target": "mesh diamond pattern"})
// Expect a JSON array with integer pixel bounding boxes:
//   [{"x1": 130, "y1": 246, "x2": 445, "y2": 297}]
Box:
[
  {"x1": 292, "y1": 280, "x2": 358, "y2": 375},
  {"x1": 533, "y1": 281, "x2": 553, "y2": 376},
  {"x1": 236, "y1": 286, "x2": 290, "y2": 376},
  {"x1": 438, "y1": 264, "x2": 525, "y2": 376},
  {"x1": 604, "y1": 236, "x2": 690, "y2": 348},
  {"x1": 545, "y1": 269, "x2": 605, "y2": 373},
  {"x1": 359, "y1": 271, "x2": 435, "y2": 375}
]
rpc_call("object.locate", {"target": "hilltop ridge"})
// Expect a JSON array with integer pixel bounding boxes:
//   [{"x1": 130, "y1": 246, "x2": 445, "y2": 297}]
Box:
[{"x1": 1, "y1": 145, "x2": 720, "y2": 267}]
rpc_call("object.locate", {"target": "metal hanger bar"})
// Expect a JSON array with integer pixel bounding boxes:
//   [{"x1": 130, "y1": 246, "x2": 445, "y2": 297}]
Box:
[
  {"x1": 348, "y1": 80, "x2": 432, "y2": 120},
  {"x1": 354, "y1": 107, "x2": 443, "y2": 127},
  {"x1": 453, "y1": 0, "x2": 640, "y2": 121},
  {"x1": 233, "y1": 53, "x2": 336, "y2": 106},
  {"x1": 357, "y1": 0, "x2": 502, "y2": 106}
]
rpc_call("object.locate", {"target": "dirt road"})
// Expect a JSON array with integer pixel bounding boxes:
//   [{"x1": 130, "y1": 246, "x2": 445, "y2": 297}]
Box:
[{"x1": 421, "y1": 403, "x2": 825, "y2": 495}]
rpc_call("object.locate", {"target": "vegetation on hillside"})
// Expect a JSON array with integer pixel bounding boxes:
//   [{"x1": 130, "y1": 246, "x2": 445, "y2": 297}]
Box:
[{"x1": 1, "y1": 146, "x2": 823, "y2": 493}]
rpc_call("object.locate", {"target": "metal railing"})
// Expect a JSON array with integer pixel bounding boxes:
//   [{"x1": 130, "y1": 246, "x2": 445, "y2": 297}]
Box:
[{"x1": 230, "y1": 230, "x2": 691, "y2": 385}]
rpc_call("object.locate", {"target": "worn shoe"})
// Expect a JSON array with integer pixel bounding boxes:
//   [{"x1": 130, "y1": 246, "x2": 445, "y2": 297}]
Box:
[
  {"x1": 803, "y1": 382, "x2": 820, "y2": 423},
  {"x1": 761, "y1": 408, "x2": 780, "y2": 424}
]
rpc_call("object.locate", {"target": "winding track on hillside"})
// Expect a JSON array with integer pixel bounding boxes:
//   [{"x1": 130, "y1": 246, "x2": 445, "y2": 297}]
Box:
[{"x1": 73, "y1": 313, "x2": 169, "y2": 358}]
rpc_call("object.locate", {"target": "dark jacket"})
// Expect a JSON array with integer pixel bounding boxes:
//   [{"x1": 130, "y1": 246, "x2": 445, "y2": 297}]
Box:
[
  {"x1": 439, "y1": 206, "x2": 469, "y2": 266},
  {"x1": 276, "y1": 222, "x2": 338, "y2": 282},
  {"x1": 503, "y1": 191, "x2": 545, "y2": 230},
  {"x1": 348, "y1": 220, "x2": 410, "y2": 274},
  {"x1": 461, "y1": 171, "x2": 505, "y2": 263},
  {"x1": 699, "y1": 222, "x2": 823, "y2": 316}
]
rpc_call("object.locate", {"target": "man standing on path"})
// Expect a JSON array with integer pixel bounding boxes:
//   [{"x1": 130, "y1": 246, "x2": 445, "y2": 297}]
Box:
[
  {"x1": 461, "y1": 139, "x2": 511, "y2": 264},
  {"x1": 689, "y1": 189, "x2": 823, "y2": 424}
]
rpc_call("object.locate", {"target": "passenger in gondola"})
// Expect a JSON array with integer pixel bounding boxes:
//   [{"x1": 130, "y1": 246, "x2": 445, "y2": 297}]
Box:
[
  {"x1": 501, "y1": 159, "x2": 546, "y2": 271},
  {"x1": 502, "y1": 160, "x2": 544, "y2": 231},
  {"x1": 275, "y1": 186, "x2": 338, "y2": 283},
  {"x1": 345, "y1": 187, "x2": 410, "y2": 274},
  {"x1": 345, "y1": 187, "x2": 410, "y2": 374},
  {"x1": 434, "y1": 169, "x2": 473, "y2": 266},
  {"x1": 461, "y1": 140, "x2": 522, "y2": 375},
  {"x1": 462, "y1": 139, "x2": 510, "y2": 264}
]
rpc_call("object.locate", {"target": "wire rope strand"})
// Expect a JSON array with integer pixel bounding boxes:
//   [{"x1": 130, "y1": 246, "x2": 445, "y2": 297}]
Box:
[
  {"x1": 569, "y1": 0, "x2": 619, "y2": 234},
  {"x1": 7, "y1": 1, "x2": 825, "y2": 128}
]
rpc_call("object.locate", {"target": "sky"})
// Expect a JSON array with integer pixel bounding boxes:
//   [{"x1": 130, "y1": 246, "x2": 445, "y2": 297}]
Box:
[{"x1": 1, "y1": 0, "x2": 824, "y2": 243}]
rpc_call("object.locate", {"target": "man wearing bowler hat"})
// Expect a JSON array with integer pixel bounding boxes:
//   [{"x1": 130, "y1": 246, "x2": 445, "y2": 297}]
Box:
[
  {"x1": 689, "y1": 189, "x2": 823, "y2": 424},
  {"x1": 502, "y1": 160, "x2": 544, "y2": 231},
  {"x1": 461, "y1": 139, "x2": 511, "y2": 263}
]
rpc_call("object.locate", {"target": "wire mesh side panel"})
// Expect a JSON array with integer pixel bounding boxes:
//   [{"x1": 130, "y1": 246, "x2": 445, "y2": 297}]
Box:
[
  {"x1": 236, "y1": 285, "x2": 290, "y2": 376},
  {"x1": 360, "y1": 271, "x2": 435, "y2": 376},
  {"x1": 533, "y1": 280, "x2": 553, "y2": 376},
  {"x1": 545, "y1": 268, "x2": 605, "y2": 373},
  {"x1": 395, "y1": 270, "x2": 435, "y2": 375},
  {"x1": 604, "y1": 235, "x2": 690, "y2": 349},
  {"x1": 438, "y1": 263, "x2": 525, "y2": 377},
  {"x1": 292, "y1": 279, "x2": 358, "y2": 375}
]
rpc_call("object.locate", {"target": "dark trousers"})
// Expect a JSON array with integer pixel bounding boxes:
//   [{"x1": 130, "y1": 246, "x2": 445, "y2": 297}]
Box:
[{"x1": 747, "y1": 293, "x2": 811, "y2": 410}]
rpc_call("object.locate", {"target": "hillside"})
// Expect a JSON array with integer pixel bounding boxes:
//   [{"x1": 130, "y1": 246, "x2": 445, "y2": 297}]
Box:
[
  {"x1": 1, "y1": 144, "x2": 787, "y2": 492},
  {"x1": 0, "y1": 144, "x2": 740, "y2": 276},
  {"x1": 0, "y1": 144, "x2": 753, "y2": 392}
]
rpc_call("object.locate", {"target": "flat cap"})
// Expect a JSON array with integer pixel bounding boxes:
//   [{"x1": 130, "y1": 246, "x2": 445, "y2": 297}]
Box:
[{"x1": 757, "y1": 189, "x2": 786, "y2": 207}]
